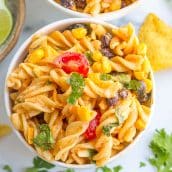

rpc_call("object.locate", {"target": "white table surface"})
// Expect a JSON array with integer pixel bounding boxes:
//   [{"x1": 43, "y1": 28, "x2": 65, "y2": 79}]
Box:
[{"x1": 1, "y1": 0, "x2": 172, "y2": 171}]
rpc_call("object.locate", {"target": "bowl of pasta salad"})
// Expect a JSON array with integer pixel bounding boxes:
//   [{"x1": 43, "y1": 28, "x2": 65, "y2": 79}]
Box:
[
  {"x1": 47, "y1": 0, "x2": 142, "y2": 21},
  {"x1": 5, "y1": 18, "x2": 154, "y2": 168}
]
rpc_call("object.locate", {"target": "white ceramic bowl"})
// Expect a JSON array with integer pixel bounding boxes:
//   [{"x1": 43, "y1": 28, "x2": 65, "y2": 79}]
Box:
[
  {"x1": 47, "y1": 0, "x2": 143, "y2": 21},
  {"x1": 4, "y1": 18, "x2": 155, "y2": 169}
]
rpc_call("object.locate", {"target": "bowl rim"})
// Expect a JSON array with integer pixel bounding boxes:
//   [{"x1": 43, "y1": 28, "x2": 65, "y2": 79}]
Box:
[
  {"x1": 47, "y1": 0, "x2": 143, "y2": 20},
  {"x1": 4, "y1": 18, "x2": 155, "y2": 169},
  {"x1": 0, "y1": 0, "x2": 25, "y2": 61}
]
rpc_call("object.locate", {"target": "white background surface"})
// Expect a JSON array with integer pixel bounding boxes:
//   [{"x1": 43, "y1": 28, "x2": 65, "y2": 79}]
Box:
[{"x1": 0, "y1": 0, "x2": 172, "y2": 171}]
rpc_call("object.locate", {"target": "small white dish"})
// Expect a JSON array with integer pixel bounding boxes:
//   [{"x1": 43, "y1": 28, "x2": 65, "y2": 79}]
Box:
[
  {"x1": 47, "y1": 0, "x2": 143, "y2": 21},
  {"x1": 4, "y1": 18, "x2": 155, "y2": 169}
]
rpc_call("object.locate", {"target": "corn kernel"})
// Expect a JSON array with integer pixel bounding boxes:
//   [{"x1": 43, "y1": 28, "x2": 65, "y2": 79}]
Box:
[
  {"x1": 72, "y1": 28, "x2": 87, "y2": 39},
  {"x1": 28, "y1": 48, "x2": 45, "y2": 64},
  {"x1": 109, "y1": 0, "x2": 121, "y2": 11},
  {"x1": 135, "y1": 119, "x2": 146, "y2": 130},
  {"x1": 92, "y1": 50, "x2": 102, "y2": 62},
  {"x1": 144, "y1": 78, "x2": 153, "y2": 93},
  {"x1": 134, "y1": 71, "x2": 145, "y2": 80},
  {"x1": 88, "y1": 73, "x2": 99, "y2": 82},
  {"x1": 77, "y1": 106, "x2": 92, "y2": 122},
  {"x1": 102, "y1": 58, "x2": 112, "y2": 73},
  {"x1": 92, "y1": 62, "x2": 102, "y2": 72}
]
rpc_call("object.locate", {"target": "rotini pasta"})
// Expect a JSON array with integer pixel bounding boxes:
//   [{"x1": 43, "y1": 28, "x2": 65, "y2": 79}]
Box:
[{"x1": 7, "y1": 22, "x2": 153, "y2": 166}]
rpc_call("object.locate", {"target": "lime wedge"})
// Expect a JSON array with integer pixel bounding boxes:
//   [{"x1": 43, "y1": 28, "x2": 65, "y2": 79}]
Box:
[{"x1": 0, "y1": 0, "x2": 13, "y2": 45}]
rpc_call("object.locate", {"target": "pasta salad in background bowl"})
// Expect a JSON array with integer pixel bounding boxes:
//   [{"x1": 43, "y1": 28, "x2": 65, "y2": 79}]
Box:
[
  {"x1": 47, "y1": 0, "x2": 143, "y2": 21},
  {"x1": 4, "y1": 18, "x2": 154, "y2": 168}
]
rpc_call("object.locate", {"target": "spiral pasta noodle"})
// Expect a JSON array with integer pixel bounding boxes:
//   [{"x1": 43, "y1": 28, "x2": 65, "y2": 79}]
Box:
[
  {"x1": 53, "y1": 121, "x2": 89, "y2": 161},
  {"x1": 55, "y1": 0, "x2": 137, "y2": 16},
  {"x1": 7, "y1": 22, "x2": 153, "y2": 166}
]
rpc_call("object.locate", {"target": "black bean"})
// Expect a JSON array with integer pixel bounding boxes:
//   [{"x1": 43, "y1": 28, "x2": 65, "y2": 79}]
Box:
[
  {"x1": 75, "y1": 0, "x2": 86, "y2": 9},
  {"x1": 101, "y1": 48, "x2": 115, "y2": 58},
  {"x1": 35, "y1": 113, "x2": 46, "y2": 124},
  {"x1": 107, "y1": 94, "x2": 119, "y2": 106},
  {"x1": 137, "y1": 81, "x2": 149, "y2": 103},
  {"x1": 61, "y1": 0, "x2": 75, "y2": 9},
  {"x1": 138, "y1": 93, "x2": 149, "y2": 103},
  {"x1": 101, "y1": 33, "x2": 113, "y2": 48},
  {"x1": 119, "y1": 89, "x2": 128, "y2": 99},
  {"x1": 56, "y1": 86, "x2": 64, "y2": 94},
  {"x1": 138, "y1": 81, "x2": 146, "y2": 95}
]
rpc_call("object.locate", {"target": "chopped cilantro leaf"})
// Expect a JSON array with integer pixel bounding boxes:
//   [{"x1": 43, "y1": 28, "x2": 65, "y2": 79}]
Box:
[
  {"x1": 33, "y1": 157, "x2": 55, "y2": 169},
  {"x1": 149, "y1": 129, "x2": 172, "y2": 172},
  {"x1": 139, "y1": 161, "x2": 146, "y2": 168},
  {"x1": 96, "y1": 166, "x2": 112, "y2": 172},
  {"x1": 96, "y1": 165, "x2": 122, "y2": 172},
  {"x1": 67, "y1": 73, "x2": 85, "y2": 104},
  {"x1": 65, "y1": 169, "x2": 75, "y2": 172},
  {"x1": 25, "y1": 156, "x2": 55, "y2": 172},
  {"x1": 85, "y1": 51, "x2": 93, "y2": 65},
  {"x1": 102, "y1": 122, "x2": 119, "y2": 136},
  {"x1": 100, "y1": 74, "x2": 112, "y2": 81},
  {"x1": 125, "y1": 79, "x2": 142, "y2": 91},
  {"x1": 25, "y1": 167, "x2": 39, "y2": 172},
  {"x1": 3, "y1": 165, "x2": 12, "y2": 172},
  {"x1": 113, "y1": 165, "x2": 123, "y2": 172},
  {"x1": 112, "y1": 73, "x2": 131, "y2": 84},
  {"x1": 33, "y1": 124, "x2": 54, "y2": 150}
]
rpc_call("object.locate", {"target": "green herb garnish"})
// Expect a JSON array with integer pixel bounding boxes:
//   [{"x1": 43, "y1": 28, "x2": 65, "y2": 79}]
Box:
[
  {"x1": 102, "y1": 123, "x2": 119, "y2": 136},
  {"x1": 139, "y1": 161, "x2": 146, "y2": 168},
  {"x1": 113, "y1": 165, "x2": 123, "y2": 172},
  {"x1": 65, "y1": 169, "x2": 75, "y2": 172},
  {"x1": 125, "y1": 79, "x2": 142, "y2": 91},
  {"x1": 96, "y1": 165, "x2": 122, "y2": 172},
  {"x1": 25, "y1": 168, "x2": 39, "y2": 172},
  {"x1": 149, "y1": 129, "x2": 172, "y2": 172},
  {"x1": 25, "y1": 156, "x2": 55, "y2": 172},
  {"x1": 85, "y1": 51, "x2": 93, "y2": 65},
  {"x1": 112, "y1": 73, "x2": 131, "y2": 84},
  {"x1": 3, "y1": 165, "x2": 12, "y2": 172},
  {"x1": 100, "y1": 74, "x2": 112, "y2": 81},
  {"x1": 33, "y1": 124, "x2": 54, "y2": 150},
  {"x1": 67, "y1": 72, "x2": 85, "y2": 104},
  {"x1": 96, "y1": 166, "x2": 112, "y2": 172}
]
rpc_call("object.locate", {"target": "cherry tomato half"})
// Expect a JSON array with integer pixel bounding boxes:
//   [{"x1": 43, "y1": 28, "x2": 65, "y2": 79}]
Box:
[
  {"x1": 84, "y1": 111, "x2": 101, "y2": 140},
  {"x1": 54, "y1": 52, "x2": 89, "y2": 77}
]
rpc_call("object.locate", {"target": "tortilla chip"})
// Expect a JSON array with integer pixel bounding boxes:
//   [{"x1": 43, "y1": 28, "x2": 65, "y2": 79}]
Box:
[
  {"x1": 139, "y1": 13, "x2": 172, "y2": 71},
  {"x1": 0, "y1": 124, "x2": 11, "y2": 138}
]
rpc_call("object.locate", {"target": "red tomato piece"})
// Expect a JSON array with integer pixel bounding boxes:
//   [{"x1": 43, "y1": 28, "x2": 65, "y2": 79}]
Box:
[
  {"x1": 84, "y1": 111, "x2": 101, "y2": 140},
  {"x1": 54, "y1": 52, "x2": 89, "y2": 77}
]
